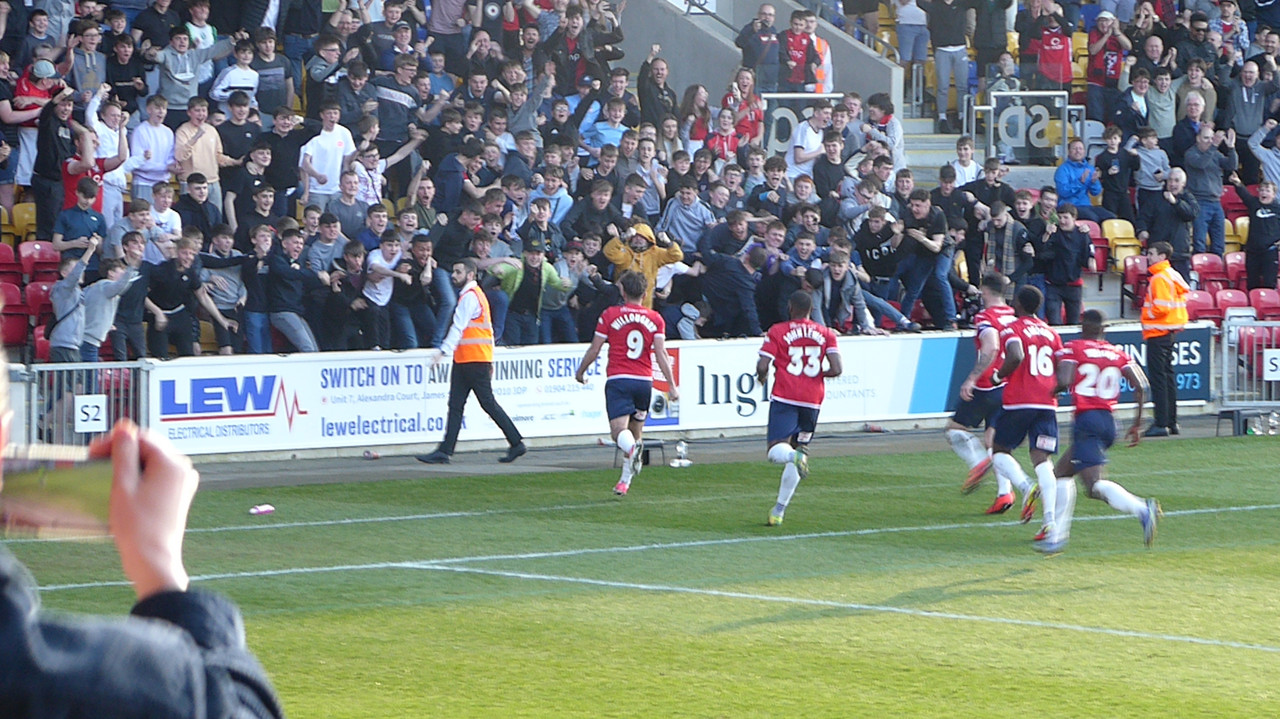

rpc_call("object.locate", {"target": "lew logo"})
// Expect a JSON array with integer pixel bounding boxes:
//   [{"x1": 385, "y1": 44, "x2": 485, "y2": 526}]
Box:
[{"x1": 159, "y1": 376, "x2": 308, "y2": 428}]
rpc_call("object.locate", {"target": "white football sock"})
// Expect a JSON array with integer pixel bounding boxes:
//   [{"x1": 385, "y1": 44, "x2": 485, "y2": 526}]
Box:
[
  {"x1": 616, "y1": 430, "x2": 636, "y2": 457},
  {"x1": 990, "y1": 453, "x2": 1021, "y2": 497},
  {"x1": 776, "y1": 462, "x2": 801, "y2": 508},
  {"x1": 946, "y1": 429, "x2": 986, "y2": 469},
  {"x1": 768, "y1": 443, "x2": 796, "y2": 464},
  {"x1": 1092, "y1": 479, "x2": 1145, "y2": 516},
  {"x1": 1035, "y1": 461, "x2": 1057, "y2": 530},
  {"x1": 1010, "y1": 462, "x2": 1033, "y2": 494},
  {"x1": 1051, "y1": 478, "x2": 1077, "y2": 543}
]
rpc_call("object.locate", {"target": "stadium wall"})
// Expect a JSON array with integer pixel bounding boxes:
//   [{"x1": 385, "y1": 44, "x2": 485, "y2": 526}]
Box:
[{"x1": 142, "y1": 323, "x2": 1213, "y2": 457}]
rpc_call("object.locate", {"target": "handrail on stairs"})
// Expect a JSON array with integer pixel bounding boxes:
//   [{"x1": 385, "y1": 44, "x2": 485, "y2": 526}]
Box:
[
  {"x1": 682, "y1": 0, "x2": 739, "y2": 32},
  {"x1": 682, "y1": 0, "x2": 899, "y2": 64}
]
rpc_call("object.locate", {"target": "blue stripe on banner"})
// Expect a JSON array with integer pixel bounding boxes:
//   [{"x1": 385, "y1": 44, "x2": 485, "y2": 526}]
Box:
[{"x1": 908, "y1": 336, "x2": 961, "y2": 414}]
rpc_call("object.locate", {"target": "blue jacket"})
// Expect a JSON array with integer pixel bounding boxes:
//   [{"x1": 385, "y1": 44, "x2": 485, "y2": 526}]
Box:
[{"x1": 1054, "y1": 158, "x2": 1102, "y2": 208}]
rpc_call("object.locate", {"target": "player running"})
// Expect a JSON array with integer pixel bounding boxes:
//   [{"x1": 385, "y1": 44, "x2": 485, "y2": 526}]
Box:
[
  {"x1": 575, "y1": 271, "x2": 679, "y2": 496},
  {"x1": 989, "y1": 285, "x2": 1064, "y2": 550},
  {"x1": 1046, "y1": 309, "x2": 1161, "y2": 553},
  {"x1": 950, "y1": 272, "x2": 1033, "y2": 513},
  {"x1": 758, "y1": 291, "x2": 843, "y2": 526}
]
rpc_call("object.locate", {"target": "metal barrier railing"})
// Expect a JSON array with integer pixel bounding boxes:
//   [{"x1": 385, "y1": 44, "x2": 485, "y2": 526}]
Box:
[
  {"x1": 1220, "y1": 318, "x2": 1280, "y2": 408},
  {"x1": 963, "y1": 90, "x2": 1085, "y2": 164},
  {"x1": 20, "y1": 361, "x2": 149, "y2": 446}
]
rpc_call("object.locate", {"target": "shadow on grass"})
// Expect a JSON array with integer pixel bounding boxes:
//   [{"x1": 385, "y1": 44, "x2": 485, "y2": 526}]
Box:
[{"x1": 699, "y1": 569, "x2": 1108, "y2": 634}]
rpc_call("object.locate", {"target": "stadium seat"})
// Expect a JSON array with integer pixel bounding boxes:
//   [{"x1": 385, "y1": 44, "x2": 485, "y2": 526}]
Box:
[
  {"x1": 18, "y1": 241, "x2": 60, "y2": 283},
  {"x1": 1185, "y1": 289, "x2": 1221, "y2": 324},
  {"x1": 1119, "y1": 254, "x2": 1149, "y2": 317},
  {"x1": 0, "y1": 281, "x2": 26, "y2": 346},
  {"x1": 0, "y1": 243, "x2": 21, "y2": 286},
  {"x1": 8, "y1": 203, "x2": 35, "y2": 244},
  {"x1": 23, "y1": 281, "x2": 53, "y2": 326},
  {"x1": 1226, "y1": 251, "x2": 1248, "y2": 290},
  {"x1": 1102, "y1": 218, "x2": 1136, "y2": 245},
  {"x1": 1234, "y1": 215, "x2": 1250, "y2": 244},
  {"x1": 32, "y1": 324, "x2": 49, "y2": 362},
  {"x1": 1249, "y1": 288, "x2": 1280, "y2": 320},
  {"x1": 1193, "y1": 252, "x2": 1229, "y2": 293},
  {"x1": 199, "y1": 320, "x2": 219, "y2": 353},
  {"x1": 1221, "y1": 184, "x2": 1248, "y2": 218},
  {"x1": 1217, "y1": 289, "x2": 1250, "y2": 319}
]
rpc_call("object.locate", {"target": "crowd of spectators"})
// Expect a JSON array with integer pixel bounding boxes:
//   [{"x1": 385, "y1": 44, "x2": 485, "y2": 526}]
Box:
[{"x1": 13, "y1": 0, "x2": 1280, "y2": 361}]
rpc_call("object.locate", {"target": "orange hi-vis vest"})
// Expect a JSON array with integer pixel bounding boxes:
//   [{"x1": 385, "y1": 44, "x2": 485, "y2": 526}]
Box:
[
  {"x1": 1141, "y1": 260, "x2": 1189, "y2": 339},
  {"x1": 455, "y1": 284, "x2": 495, "y2": 363}
]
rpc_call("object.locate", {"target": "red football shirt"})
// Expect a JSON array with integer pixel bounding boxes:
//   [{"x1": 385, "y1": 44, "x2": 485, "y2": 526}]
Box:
[
  {"x1": 759, "y1": 318, "x2": 839, "y2": 409},
  {"x1": 782, "y1": 30, "x2": 810, "y2": 84},
  {"x1": 1057, "y1": 338, "x2": 1133, "y2": 414},
  {"x1": 61, "y1": 156, "x2": 106, "y2": 211},
  {"x1": 595, "y1": 303, "x2": 666, "y2": 382},
  {"x1": 972, "y1": 304, "x2": 1017, "y2": 390},
  {"x1": 999, "y1": 315, "x2": 1063, "y2": 410}
]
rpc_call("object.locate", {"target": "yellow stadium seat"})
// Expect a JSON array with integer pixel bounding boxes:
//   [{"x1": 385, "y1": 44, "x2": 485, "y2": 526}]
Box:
[
  {"x1": 1102, "y1": 218, "x2": 1137, "y2": 243},
  {"x1": 1072, "y1": 32, "x2": 1089, "y2": 59},
  {"x1": 1225, "y1": 240, "x2": 1244, "y2": 254},
  {"x1": 10, "y1": 202, "x2": 34, "y2": 243},
  {"x1": 1111, "y1": 239, "x2": 1143, "y2": 266},
  {"x1": 1234, "y1": 215, "x2": 1249, "y2": 244}
]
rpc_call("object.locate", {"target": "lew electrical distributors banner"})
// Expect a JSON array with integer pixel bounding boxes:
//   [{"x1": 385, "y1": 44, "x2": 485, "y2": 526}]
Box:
[{"x1": 146, "y1": 323, "x2": 1212, "y2": 455}]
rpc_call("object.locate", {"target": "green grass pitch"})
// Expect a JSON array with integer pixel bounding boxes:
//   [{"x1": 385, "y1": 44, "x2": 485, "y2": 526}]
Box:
[{"x1": 11, "y1": 435, "x2": 1280, "y2": 717}]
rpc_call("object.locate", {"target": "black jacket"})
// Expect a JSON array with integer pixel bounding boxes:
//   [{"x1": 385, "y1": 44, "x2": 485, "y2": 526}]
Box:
[
  {"x1": 1136, "y1": 190, "x2": 1198, "y2": 259},
  {"x1": 0, "y1": 548, "x2": 283, "y2": 719}
]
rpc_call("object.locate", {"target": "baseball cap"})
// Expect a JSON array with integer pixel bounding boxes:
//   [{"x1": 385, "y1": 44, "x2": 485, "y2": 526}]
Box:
[
  {"x1": 393, "y1": 21, "x2": 411, "y2": 30},
  {"x1": 31, "y1": 60, "x2": 56, "y2": 79},
  {"x1": 1096, "y1": 10, "x2": 1116, "y2": 20},
  {"x1": 577, "y1": 74, "x2": 595, "y2": 86},
  {"x1": 563, "y1": 241, "x2": 585, "y2": 254},
  {"x1": 524, "y1": 237, "x2": 547, "y2": 253}
]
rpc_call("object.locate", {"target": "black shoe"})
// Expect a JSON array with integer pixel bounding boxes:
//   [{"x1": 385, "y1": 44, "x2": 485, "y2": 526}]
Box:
[
  {"x1": 1168, "y1": 423, "x2": 1181, "y2": 435},
  {"x1": 894, "y1": 321, "x2": 922, "y2": 333},
  {"x1": 499, "y1": 442, "x2": 527, "y2": 463},
  {"x1": 416, "y1": 450, "x2": 451, "y2": 464},
  {"x1": 1143, "y1": 425, "x2": 1170, "y2": 438},
  {"x1": 936, "y1": 118, "x2": 952, "y2": 134}
]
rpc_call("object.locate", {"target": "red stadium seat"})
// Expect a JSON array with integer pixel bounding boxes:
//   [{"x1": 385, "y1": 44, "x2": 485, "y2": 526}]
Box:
[
  {"x1": 1119, "y1": 255, "x2": 1149, "y2": 317},
  {"x1": 18, "y1": 241, "x2": 59, "y2": 283},
  {"x1": 1192, "y1": 252, "x2": 1229, "y2": 291},
  {"x1": 1216, "y1": 288, "x2": 1250, "y2": 317},
  {"x1": 1185, "y1": 289, "x2": 1221, "y2": 324},
  {"x1": 0, "y1": 281, "x2": 26, "y2": 346},
  {"x1": 1225, "y1": 251, "x2": 1248, "y2": 290},
  {"x1": 32, "y1": 324, "x2": 49, "y2": 362},
  {"x1": 23, "y1": 281, "x2": 53, "y2": 325},
  {"x1": 1249, "y1": 288, "x2": 1280, "y2": 320},
  {"x1": 0, "y1": 243, "x2": 22, "y2": 286}
]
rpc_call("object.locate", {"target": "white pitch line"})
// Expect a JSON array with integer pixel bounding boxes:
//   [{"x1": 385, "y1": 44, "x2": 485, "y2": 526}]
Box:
[
  {"x1": 35, "y1": 502, "x2": 1280, "y2": 593},
  {"x1": 8, "y1": 462, "x2": 1264, "y2": 545},
  {"x1": 5, "y1": 482, "x2": 963, "y2": 545},
  {"x1": 421, "y1": 564, "x2": 1280, "y2": 654}
]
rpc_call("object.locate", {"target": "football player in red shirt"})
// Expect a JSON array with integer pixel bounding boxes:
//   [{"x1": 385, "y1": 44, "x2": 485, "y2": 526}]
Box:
[
  {"x1": 990, "y1": 285, "x2": 1064, "y2": 550},
  {"x1": 575, "y1": 271, "x2": 678, "y2": 496},
  {"x1": 756, "y1": 290, "x2": 842, "y2": 526},
  {"x1": 952, "y1": 273, "x2": 1033, "y2": 514},
  {"x1": 1050, "y1": 309, "x2": 1161, "y2": 552}
]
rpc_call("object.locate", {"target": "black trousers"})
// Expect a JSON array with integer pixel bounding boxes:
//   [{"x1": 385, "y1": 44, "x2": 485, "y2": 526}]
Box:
[
  {"x1": 110, "y1": 321, "x2": 147, "y2": 360},
  {"x1": 31, "y1": 175, "x2": 61, "y2": 240},
  {"x1": 147, "y1": 309, "x2": 196, "y2": 360},
  {"x1": 1246, "y1": 249, "x2": 1279, "y2": 290},
  {"x1": 1146, "y1": 332, "x2": 1177, "y2": 429},
  {"x1": 438, "y1": 361, "x2": 523, "y2": 455},
  {"x1": 1045, "y1": 284, "x2": 1082, "y2": 326}
]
